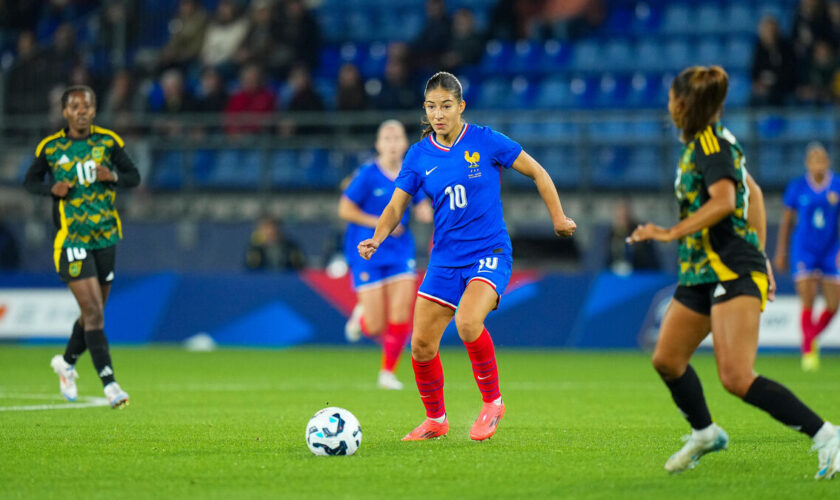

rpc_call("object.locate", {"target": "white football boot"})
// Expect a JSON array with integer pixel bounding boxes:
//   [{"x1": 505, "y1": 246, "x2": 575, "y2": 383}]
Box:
[
  {"x1": 664, "y1": 423, "x2": 729, "y2": 473},
  {"x1": 344, "y1": 304, "x2": 364, "y2": 342},
  {"x1": 104, "y1": 382, "x2": 130, "y2": 409},
  {"x1": 814, "y1": 422, "x2": 840, "y2": 480},
  {"x1": 377, "y1": 370, "x2": 403, "y2": 390},
  {"x1": 50, "y1": 355, "x2": 79, "y2": 402}
]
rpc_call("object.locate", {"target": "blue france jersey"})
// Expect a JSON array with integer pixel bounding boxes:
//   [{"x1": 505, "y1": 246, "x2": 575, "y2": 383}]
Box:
[
  {"x1": 783, "y1": 173, "x2": 840, "y2": 255},
  {"x1": 343, "y1": 161, "x2": 423, "y2": 266},
  {"x1": 395, "y1": 124, "x2": 522, "y2": 267}
]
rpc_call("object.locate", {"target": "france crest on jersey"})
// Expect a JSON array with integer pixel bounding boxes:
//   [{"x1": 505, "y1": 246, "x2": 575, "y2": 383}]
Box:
[
  {"x1": 784, "y1": 172, "x2": 840, "y2": 276},
  {"x1": 343, "y1": 160, "x2": 423, "y2": 267},
  {"x1": 395, "y1": 124, "x2": 522, "y2": 268}
]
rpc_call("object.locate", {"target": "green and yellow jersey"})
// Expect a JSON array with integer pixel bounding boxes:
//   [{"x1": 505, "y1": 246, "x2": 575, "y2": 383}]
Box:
[
  {"x1": 23, "y1": 126, "x2": 140, "y2": 262},
  {"x1": 674, "y1": 122, "x2": 765, "y2": 286}
]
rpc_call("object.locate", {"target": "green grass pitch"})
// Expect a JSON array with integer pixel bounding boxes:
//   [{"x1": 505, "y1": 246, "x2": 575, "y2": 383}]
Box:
[{"x1": 2, "y1": 346, "x2": 840, "y2": 499}]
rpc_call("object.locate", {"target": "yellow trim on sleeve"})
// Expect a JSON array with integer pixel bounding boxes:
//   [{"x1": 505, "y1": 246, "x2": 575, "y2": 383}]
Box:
[
  {"x1": 53, "y1": 200, "x2": 69, "y2": 272},
  {"x1": 701, "y1": 228, "x2": 738, "y2": 281},
  {"x1": 35, "y1": 130, "x2": 66, "y2": 157},
  {"x1": 698, "y1": 135, "x2": 710, "y2": 155},
  {"x1": 92, "y1": 125, "x2": 125, "y2": 148},
  {"x1": 704, "y1": 128, "x2": 720, "y2": 153}
]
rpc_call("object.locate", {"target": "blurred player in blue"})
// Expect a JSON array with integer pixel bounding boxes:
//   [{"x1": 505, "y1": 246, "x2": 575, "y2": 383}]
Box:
[
  {"x1": 339, "y1": 120, "x2": 432, "y2": 390},
  {"x1": 358, "y1": 72, "x2": 576, "y2": 441},
  {"x1": 774, "y1": 143, "x2": 840, "y2": 371}
]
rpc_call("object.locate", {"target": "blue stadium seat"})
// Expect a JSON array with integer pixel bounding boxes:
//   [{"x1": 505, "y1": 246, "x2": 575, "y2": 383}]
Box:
[
  {"x1": 753, "y1": 143, "x2": 788, "y2": 189},
  {"x1": 150, "y1": 151, "x2": 185, "y2": 189},
  {"x1": 636, "y1": 39, "x2": 663, "y2": 72},
  {"x1": 203, "y1": 150, "x2": 262, "y2": 188},
  {"x1": 696, "y1": 4, "x2": 724, "y2": 34},
  {"x1": 571, "y1": 40, "x2": 602, "y2": 71},
  {"x1": 481, "y1": 40, "x2": 513, "y2": 75},
  {"x1": 661, "y1": 4, "x2": 692, "y2": 34},
  {"x1": 270, "y1": 150, "x2": 303, "y2": 188},
  {"x1": 359, "y1": 42, "x2": 387, "y2": 78},
  {"x1": 542, "y1": 146, "x2": 582, "y2": 188},
  {"x1": 625, "y1": 73, "x2": 656, "y2": 108},
  {"x1": 569, "y1": 76, "x2": 595, "y2": 108},
  {"x1": 315, "y1": 46, "x2": 341, "y2": 79},
  {"x1": 724, "y1": 115, "x2": 750, "y2": 139},
  {"x1": 593, "y1": 74, "x2": 628, "y2": 109},
  {"x1": 509, "y1": 40, "x2": 541, "y2": 75},
  {"x1": 346, "y1": 11, "x2": 376, "y2": 42},
  {"x1": 505, "y1": 76, "x2": 535, "y2": 109},
  {"x1": 726, "y1": 4, "x2": 757, "y2": 33},
  {"x1": 603, "y1": 40, "x2": 634, "y2": 72},
  {"x1": 603, "y1": 8, "x2": 633, "y2": 36},
  {"x1": 534, "y1": 76, "x2": 572, "y2": 109},
  {"x1": 476, "y1": 77, "x2": 509, "y2": 109},
  {"x1": 664, "y1": 39, "x2": 690, "y2": 72},
  {"x1": 724, "y1": 36, "x2": 754, "y2": 70},
  {"x1": 726, "y1": 72, "x2": 751, "y2": 107},
  {"x1": 697, "y1": 39, "x2": 724, "y2": 67},
  {"x1": 537, "y1": 40, "x2": 572, "y2": 72},
  {"x1": 785, "y1": 115, "x2": 837, "y2": 140},
  {"x1": 318, "y1": 9, "x2": 345, "y2": 43},
  {"x1": 625, "y1": 146, "x2": 663, "y2": 188}
]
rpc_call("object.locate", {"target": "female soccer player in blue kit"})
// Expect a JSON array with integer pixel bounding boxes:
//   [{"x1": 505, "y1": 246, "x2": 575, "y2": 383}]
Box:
[
  {"x1": 339, "y1": 119, "x2": 432, "y2": 390},
  {"x1": 774, "y1": 143, "x2": 840, "y2": 371},
  {"x1": 358, "y1": 72, "x2": 576, "y2": 441}
]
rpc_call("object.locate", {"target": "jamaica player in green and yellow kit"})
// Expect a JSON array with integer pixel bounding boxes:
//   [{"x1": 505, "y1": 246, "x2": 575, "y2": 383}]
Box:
[{"x1": 23, "y1": 85, "x2": 140, "y2": 408}]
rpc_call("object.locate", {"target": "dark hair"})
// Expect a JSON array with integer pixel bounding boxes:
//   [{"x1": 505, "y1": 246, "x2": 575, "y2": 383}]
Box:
[
  {"x1": 670, "y1": 66, "x2": 728, "y2": 142},
  {"x1": 421, "y1": 71, "x2": 463, "y2": 139},
  {"x1": 61, "y1": 85, "x2": 96, "y2": 109}
]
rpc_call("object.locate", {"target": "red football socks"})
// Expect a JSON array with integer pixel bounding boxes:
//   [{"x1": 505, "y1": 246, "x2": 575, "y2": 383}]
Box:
[
  {"x1": 382, "y1": 322, "x2": 411, "y2": 372},
  {"x1": 801, "y1": 308, "x2": 815, "y2": 353},
  {"x1": 464, "y1": 328, "x2": 501, "y2": 403},
  {"x1": 412, "y1": 353, "x2": 446, "y2": 418}
]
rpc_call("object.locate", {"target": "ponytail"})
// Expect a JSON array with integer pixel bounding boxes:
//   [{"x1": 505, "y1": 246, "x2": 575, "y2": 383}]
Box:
[{"x1": 670, "y1": 66, "x2": 728, "y2": 142}]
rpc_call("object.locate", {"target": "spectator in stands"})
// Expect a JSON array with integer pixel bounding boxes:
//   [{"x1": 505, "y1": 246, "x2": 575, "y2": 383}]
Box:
[
  {"x1": 159, "y1": 0, "x2": 208, "y2": 71},
  {"x1": 273, "y1": 0, "x2": 321, "y2": 76},
  {"x1": 41, "y1": 23, "x2": 80, "y2": 95},
  {"x1": 0, "y1": 213, "x2": 21, "y2": 270},
  {"x1": 487, "y1": 0, "x2": 519, "y2": 40},
  {"x1": 234, "y1": 0, "x2": 279, "y2": 73},
  {"x1": 193, "y1": 66, "x2": 228, "y2": 113},
  {"x1": 152, "y1": 69, "x2": 196, "y2": 137},
  {"x1": 97, "y1": 0, "x2": 140, "y2": 60},
  {"x1": 750, "y1": 16, "x2": 797, "y2": 107},
  {"x1": 797, "y1": 41, "x2": 840, "y2": 104},
  {"x1": 829, "y1": 2, "x2": 840, "y2": 46},
  {"x1": 374, "y1": 59, "x2": 418, "y2": 110},
  {"x1": 225, "y1": 63, "x2": 275, "y2": 135},
  {"x1": 605, "y1": 199, "x2": 660, "y2": 274},
  {"x1": 281, "y1": 65, "x2": 325, "y2": 135},
  {"x1": 245, "y1": 218, "x2": 306, "y2": 271},
  {"x1": 336, "y1": 63, "x2": 367, "y2": 111},
  {"x1": 5, "y1": 31, "x2": 45, "y2": 115},
  {"x1": 441, "y1": 9, "x2": 485, "y2": 71},
  {"x1": 200, "y1": 0, "x2": 250, "y2": 74},
  {"x1": 542, "y1": 0, "x2": 605, "y2": 40},
  {"x1": 100, "y1": 70, "x2": 142, "y2": 123},
  {"x1": 412, "y1": 0, "x2": 452, "y2": 70},
  {"x1": 793, "y1": 0, "x2": 832, "y2": 61}
]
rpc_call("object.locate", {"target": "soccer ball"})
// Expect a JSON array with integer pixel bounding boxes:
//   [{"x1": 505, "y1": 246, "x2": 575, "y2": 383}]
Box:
[{"x1": 305, "y1": 407, "x2": 362, "y2": 456}]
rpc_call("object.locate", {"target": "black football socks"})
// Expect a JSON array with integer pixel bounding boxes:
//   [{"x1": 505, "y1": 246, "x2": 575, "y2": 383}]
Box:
[
  {"x1": 84, "y1": 329, "x2": 116, "y2": 386},
  {"x1": 743, "y1": 375, "x2": 824, "y2": 438},
  {"x1": 662, "y1": 364, "x2": 714, "y2": 430},
  {"x1": 62, "y1": 320, "x2": 86, "y2": 365}
]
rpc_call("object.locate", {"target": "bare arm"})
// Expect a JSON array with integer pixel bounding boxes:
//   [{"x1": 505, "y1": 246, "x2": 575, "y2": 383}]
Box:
[
  {"x1": 357, "y1": 188, "x2": 412, "y2": 260},
  {"x1": 746, "y1": 173, "x2": 766, "y2": 250},
  {"x1": 629, "y1": 178, "x2": 736, "y2": 243},
  {"x1": 338, "y1": 195, "x2": 380, "y2": 228},
  {"x1": 511, "y1": 150, "x2": 576, "y2": 237}
]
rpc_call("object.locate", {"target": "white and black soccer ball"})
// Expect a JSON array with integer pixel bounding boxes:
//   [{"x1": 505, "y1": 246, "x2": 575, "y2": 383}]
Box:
[{"x1": 305, "y1": 407, "x2": 362, "y2": 456}]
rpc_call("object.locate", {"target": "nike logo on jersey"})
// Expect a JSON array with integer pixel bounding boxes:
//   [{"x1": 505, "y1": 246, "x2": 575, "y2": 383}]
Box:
[
  {"x1": 713, "y1": 284, "x2": 726, "y2": 298},
  {"x1": 105, "y1": 271, "x2": 115, "y2": 282},
  {"x1": 57, "y1": 154, "x2": 71, "y2": 165},
  {"x1": 425, "y1": 166, "x2": 438, "y2": 175}
]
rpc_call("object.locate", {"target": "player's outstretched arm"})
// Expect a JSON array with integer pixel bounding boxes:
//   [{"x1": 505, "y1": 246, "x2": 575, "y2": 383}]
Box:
[
  {"x1": 358, "y1": 188, "x2": 412, "y2": 260},
  {"x1": 338, "y1": 196, "x2": 381, "y2": 228},
  {"x1": 629, "y1": 178, "x2": 736, "y2": 244},
  {"x1": 511, "y1": 150, "x2": 576, "y2": 237}
]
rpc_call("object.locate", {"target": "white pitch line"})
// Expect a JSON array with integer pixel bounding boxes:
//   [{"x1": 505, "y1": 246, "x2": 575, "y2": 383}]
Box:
[{"x1": 0, "y1": 394, "x2": 109, "y2": 412}]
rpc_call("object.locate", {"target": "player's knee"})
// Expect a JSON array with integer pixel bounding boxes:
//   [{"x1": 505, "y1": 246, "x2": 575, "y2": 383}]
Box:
[
  {"x1": 651, "y1": 352, "x2": 682, "y2": 380},
  {"x1": 364, "y1": 317, "x2": 385, "y2": 336},
  {"x1": 454, "y1": 312, "x2": 482, "y2": 340},
  {"x1": 410, "y1": 337, "x2": 437, "y2": 362},
  {"x1": 718, "y1": 369, "x2": 752, "y2": 397},
  {"x1": 81, "y1": 305, "x2": 104, "y2": 330}
]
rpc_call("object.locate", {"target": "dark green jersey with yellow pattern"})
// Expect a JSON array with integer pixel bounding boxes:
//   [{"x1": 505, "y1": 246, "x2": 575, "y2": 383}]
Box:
[
  {"x1": 674, "y1": 122, "x2": 765, "y2": 286},
  {"x1": 23, "y1": 126, "x2": 141, "y2": 256}
]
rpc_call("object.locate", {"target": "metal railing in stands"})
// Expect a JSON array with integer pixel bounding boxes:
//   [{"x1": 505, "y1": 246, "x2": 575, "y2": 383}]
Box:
[{"x1": 1, "y1": 109, "x2": 837, "y2": 192}]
